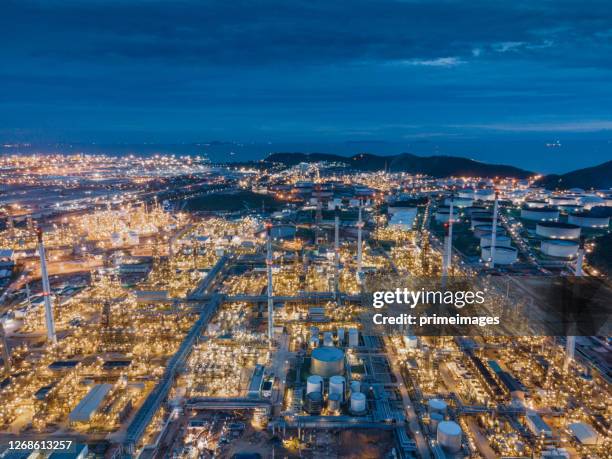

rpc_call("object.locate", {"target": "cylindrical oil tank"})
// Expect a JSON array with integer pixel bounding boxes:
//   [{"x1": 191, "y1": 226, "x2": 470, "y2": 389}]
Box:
[
  {"x1": 437, "y1": 421, "x2": 462, "y2": 453},
  {"x1": 568, "y1": 212, "x2": 610, "y2": 228},
  {"x1": 428, "y1": 398, "x2": 448, "y2": 415},
  {"x1": 536, "y1": 222, "x2": 580, "y2": 239},
  {"x1": 327, "y1": 392, "x2": 341, "y2": 412},
  {"x1": 306, "y1": 375, "x2": 324, "y2": 394},
  {"x1": 445, "y1": 197, "x2": 473, "y2": 208},
  {"x1": 304, "y1": 391, "x2": 323, "y2": 414},
  {"x1": 323, "y1": 331, "x2": 334, "y2": 347},
  {"x1": 541, "y1": 240, "x2": 579, "y2": 258},
  {"x1": 465, "y1": 206, "x2": 487, "y2": 216},
  {"x1": 549, "y1": 196, "x2": 578, "y2": 206},
  {"x1": 311, "y1": 347, "x2": 345, "y2": 377},
  {"x1": 350, "y1": 392, "x2": 367, "y2": 414},
  {"x1": 473, "y1": 224, "x2": 505, "y2": 238},
  {"x1": 435, "y1": 210, "x2": 459, "y2": 223},
  {"x1": 474, "y1": 189, "x2": 495, "y2": 201},
  {"x1": 348, "y1": 328, "x2": 359, "y2": 348},
  {"x1": 329, "y1": 375, "x2": 346, "y2": 402},
  {"x1": 525, "y1": 199, "x2": 548, "y2": 208},
  {"x1": 481, "y1": 245, "x2": 517, "y2": 264},
  {"x1": 471, "y1": 217, "x2": 493, "y2": 229},
  {"x1": 521, "y1": 206, "x2": 559, "y2": 221},
  {"x1": 480, "y1": 233, "x2": 512, "y2": 247},
  {"x1": 350, "y1": 380, "x2": 361, "y2": 394}
]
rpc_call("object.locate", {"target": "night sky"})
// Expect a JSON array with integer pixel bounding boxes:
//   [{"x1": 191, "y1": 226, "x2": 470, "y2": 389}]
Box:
[{"x1": 2, "y1": 1, "x2": 612, "y2": 171}]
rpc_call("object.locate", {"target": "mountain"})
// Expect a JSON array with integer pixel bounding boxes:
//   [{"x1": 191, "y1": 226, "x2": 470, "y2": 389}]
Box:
[
  {"x1": 535, "y1": 160, "x2": 612, "y2": 190},
  {"x1": 264, "y1": 152, "x2": 533, "y2": 178}
]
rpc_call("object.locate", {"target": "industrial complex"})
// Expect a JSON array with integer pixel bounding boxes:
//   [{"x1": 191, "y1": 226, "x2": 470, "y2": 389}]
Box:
[{"x1": 0, "y1": 154, "x2": 610, "y2": 459}]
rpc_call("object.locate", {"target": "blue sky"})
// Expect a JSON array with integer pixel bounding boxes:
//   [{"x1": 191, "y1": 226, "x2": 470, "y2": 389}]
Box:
[{"x1": 2, "y1": 0, "x2": 612, "y2": 164}]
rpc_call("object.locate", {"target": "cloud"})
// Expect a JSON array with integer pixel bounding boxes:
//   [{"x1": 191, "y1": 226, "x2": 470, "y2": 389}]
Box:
[{"x1": 399, "y1": 57, "x2": 466, "y2": 67}]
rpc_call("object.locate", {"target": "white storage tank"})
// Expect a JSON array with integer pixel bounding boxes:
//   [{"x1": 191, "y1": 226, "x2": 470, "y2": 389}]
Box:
[
  {"x1": 306, "y1": 375, "x2": 324, "y2": 394},
  {"x1": 480, "y1": 233, "x2": 512, "y2": 248},
  {"x1": 473, "y1": 224, "x2": 505, "y2": 238},
  {"x1": 428, "y1": 398, "x2": 448, "y2": 415},
  {"x1": 568, "y1": 212, "x2": 610, "y2": 228},
  {"x1": 350, "y1": 392, "x2": 367, "y2": 414},
  {"x1": 350, "y1": 380, "x2": 361, "y2": 394},
  {"x1": 481, "y1": 245, "x2": 518, "y2": 265},
  {"x1": 536, "y1": 222, "x2": 580, "y2": 239},
  {"x1": 521, "y1": 206, "x2": 559, "y2": 221},
  {"x1": 541, "y1": 240, "x2": 579, "y2": 258},
  {"x1": 437, "y1": 420, "x2": 462, "y2": 453},
  {"x1": 474, "y1": 189, "x2": 495, "y2": 201},
  {"x1": 549, "y1": 196, "x2": 578, "y2": 206},
  {"x1": 323, "y1": 331, "x2": 334, "y2": 347},
  {"x1": 471, "y1": 217, "x2": 493, "y2": 230},
  {"x1": 403, "y1": 334, "x2": 418, "y2": 349},
  {"x1": 445, "y1": 197, "x2": 473, "y2": 208},
  {"x1": 525, "y1": 199, "x2": 548, "y2": 209},
  {"x1": 348, "y1": 328, "x2": 359, "y2": 348},
  {"x1": 311, "y1": 347, "x2": 345, "y2": 377},
  {"x1": 329, "y1": 375, "x2": 346, "y2": 402},
  {"x1": 435, "y1": 210, "x2": 459, "y2": 223}
]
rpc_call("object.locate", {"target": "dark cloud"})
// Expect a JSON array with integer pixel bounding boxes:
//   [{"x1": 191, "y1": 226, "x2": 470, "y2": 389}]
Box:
[{"x1": 1, "y1": 0, "x2": 612, "y2": 144}]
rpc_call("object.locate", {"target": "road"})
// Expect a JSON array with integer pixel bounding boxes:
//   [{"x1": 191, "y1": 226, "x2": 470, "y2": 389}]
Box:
[{"x1": 385, "y1": 337, "x2": 431, "y2": 459}]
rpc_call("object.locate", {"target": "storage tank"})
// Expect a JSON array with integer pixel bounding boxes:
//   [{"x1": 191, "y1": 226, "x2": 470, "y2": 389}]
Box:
[
  {"x1": 549, "y1": 196, "x2": 578, "y2": 206},
  {"x1": 541, "y1": 240, "x2": 579, "y2": 258},
  {"x1": 481, "y1": 245, "x2": 517, "y2": 264},
  {"x1": 350, "y1": 392, "x2": 367, "y2": 414},
  {"x1": 473, "y1": 224, "x2": 505, "y2": 238},
  {"x1": 470, "y1": 217, "x2": 493, "y2": 229},
  {"x1": 465, "y1": 206, "x2": 487, "y2": 216},
  {"x1": 403, "y1": 334, "x2": 418, "y2": 349},
  {"x1": 445, "y1": 197, "x2": 473, "y2": 208},
  {"x1": 536, "y1": 222, "x2": 580, "y2": 239},
  {"x1": 520, "y1": 206, "x2": 559, "y2": 221},
  {"x1": 323, "y1": 331, "x2": 334, "y2": 347},
  {"x1": 350, "y1": 380, "x2": 361, "y2": 394},
  {"x1": 110, "y1": 232, "x2": 122, "y2": 247},
  {"x1": 435, "y1": 210, "x2": 459, "y2": 223},
  {"x1": 568, "y1": 212, "x2": 610, "y2": 228},
  {"x1": 329, "y1": 375, "x2": 346, "y2": 402},
  {"x1": 309, "y1": 336, "x2": 319, "y2": 348},
  {"x1": 348, "y1": 328, "x2": 359, "y2": 348},
  {"x1": 127, "y1": 231, "x2": 139, "y2": 245},
  {"x1": 430, "y1": 412, "x2": 444, "y2": 432},
  {"x1": 525, "y1": 199, "x2": 548, "y2": 209},
  {"x1": 474, "y1": 189, "x2": 495, "y2": 201},
  {"x1": 304, "y1": 391, "x2": 323, "y2": 414},
  {"x1": 306, "y1": 375, "x2": 323, "y2": 394},
  {"x1": 428, "y1": 398, "x2": 448, "y2": 415},
  {"x1": 480, "y1": 233, "x2": 512, "y2": 248},
  {"x1": 311, "y1": 347, "x2": 345, "y2": 377},
  {"x1": 327, "y1": 392, "x2": 341, "y2": 412},
  {"x1": 437, "y1": 421, "x2": 462, "y2": 453}
]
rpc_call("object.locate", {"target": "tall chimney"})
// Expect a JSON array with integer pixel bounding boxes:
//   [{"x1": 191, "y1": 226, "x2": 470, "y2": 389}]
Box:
[
  {"x1": 0, "y1": 322, "x2": 10, "y2": 373},
  {"x1": 445, "y1": 194, "x2": 454, "y2": 274},
  {"x1": 265, "y1": 222, "x2": 274, "y2": 344},
  {"x1": 356, "y1": 201, "x2": 364, "y2": 282},
  {"x1": 575, "y1": 237, "x2": 585, "y2": 277},
  {"x1": 489, "y1": 191, "x2": 499, "y2": 267},
  {"x1": 37, "y1": 229, "x2": 57, "y2": 344},
  {"x1": 334, "y1": 207, "x2": 340, "y2": 296}
]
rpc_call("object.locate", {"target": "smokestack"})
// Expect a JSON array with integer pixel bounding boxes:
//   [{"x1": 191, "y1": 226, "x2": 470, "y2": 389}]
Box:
[
  {"x1": 265, "y1": 222, "x2": 274, "y2": 344},
  {"x1": 37, "y1": 229, "x2": 57, "y2": 344},
  {"x1": 0, "y1": 322, "x2": 10, "y2": 373},
  {"x1": 334, "y1": 207, "x2": 340, "y2": 296},
  {"x1": 489, "y1": 191, "x2": 499, "y2": 267},
  {"x1": 445, "y1": 195, "x2": 454, "y2": 274},
  {"x1": 356, "y1": 201, "x2": 363, "y2": 282},
  {"x1": 441, "y1": 222, "x2": 450, "y2": 288}
]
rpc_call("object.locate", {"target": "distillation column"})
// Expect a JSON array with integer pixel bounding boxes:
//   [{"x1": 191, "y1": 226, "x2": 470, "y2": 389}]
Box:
[
  {"x1": 356, "y1": 201, "x2": 364, "y2": 282},
  {"x1": 37, "y1": 229, "x2": 57, "y2": 344},
  {"x1": 266, "y1": 222, "x2": 274, "y2": 344},
  {"x1": 489, "y1": 191, "x2": 499, "y2": 267}
]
